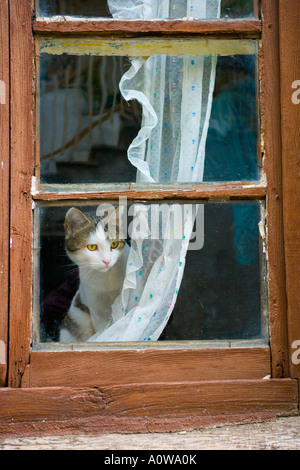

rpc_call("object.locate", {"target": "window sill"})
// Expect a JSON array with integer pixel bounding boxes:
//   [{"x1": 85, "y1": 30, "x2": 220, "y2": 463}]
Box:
[
  {"x1": 0, "y1": 378, "x2": 297, "y2": 437},
  {"x1": 25, "y1": 345, "x2": 270, "y2": 388}
]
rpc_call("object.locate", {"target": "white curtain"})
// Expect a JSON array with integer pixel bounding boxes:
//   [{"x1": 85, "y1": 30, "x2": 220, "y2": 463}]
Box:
[{"x1": 88, "y1": 0, "x2": 221, "y2": 342}]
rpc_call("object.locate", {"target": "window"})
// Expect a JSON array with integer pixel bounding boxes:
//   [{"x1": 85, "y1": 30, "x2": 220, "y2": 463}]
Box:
[
  {"x1": 33, "y1": 1, "x2": 265, "y2": 349},
  {"x1": 34, "y1": 34, "x2": 267, "y2": 347},
  {"x1": 1, "y1": 0, "x2": 299, "y2": 432}
]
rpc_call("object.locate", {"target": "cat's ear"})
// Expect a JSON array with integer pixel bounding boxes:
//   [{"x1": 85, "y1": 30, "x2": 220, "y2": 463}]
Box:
[{"x1": 65, "y1": 208, "x2": 93, "y2": 238}]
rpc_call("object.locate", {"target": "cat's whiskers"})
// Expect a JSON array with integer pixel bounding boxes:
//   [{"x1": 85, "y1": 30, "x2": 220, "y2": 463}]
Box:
[
  {"x1": 79, "y1": 263, "x2": 108, "y2": 278},
  {"x1": 57, "y1": 262, "x2": 79, "y2": 276}
]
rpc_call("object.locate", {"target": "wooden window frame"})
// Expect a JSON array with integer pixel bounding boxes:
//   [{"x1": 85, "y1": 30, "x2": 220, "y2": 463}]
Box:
[
  {"x1": 0, "y1": 0, "x2": 299, "y2": 436},
  {"x1": 0, "y1": 0, "x2": 9, "y2": 389}
]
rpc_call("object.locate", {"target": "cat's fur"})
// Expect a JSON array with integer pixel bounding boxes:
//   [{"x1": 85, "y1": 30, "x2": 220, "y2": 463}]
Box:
[{"x1": 59, "y1": 207, "x2": 129, "y2": 342}]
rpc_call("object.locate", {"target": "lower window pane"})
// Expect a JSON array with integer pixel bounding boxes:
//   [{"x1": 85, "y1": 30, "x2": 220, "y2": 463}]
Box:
[{"x1": 34, "y1": 200, "x2": 267, "y2": 345}]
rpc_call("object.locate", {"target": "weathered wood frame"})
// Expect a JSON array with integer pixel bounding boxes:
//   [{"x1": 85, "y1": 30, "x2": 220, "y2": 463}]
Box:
[
  {"x1": 0, "y1": 0, "x2": 10, "y2": 388},
  {"x1": 0, "y1": 0, "x2": 299, "y2": 435},
  {"x1": 278, "y1": 0, "x2": 300, "y2": 381}
]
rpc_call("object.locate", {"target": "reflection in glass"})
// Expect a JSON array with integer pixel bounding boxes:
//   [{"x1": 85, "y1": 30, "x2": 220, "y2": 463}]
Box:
[
  {"x1": 39, "y1": 52, "x2": 259, "y2": 184},
  {"x1": 36, "y1": 201, "x2": 266, "y2": 344},
  {"x1": 37, "y1": 0, "x2": 256, "y2": 19},
  {"x1": 204, "y1": 55, "x2": 259, "y2": 182},
  {"x1": 39, "y1": 55, "x2": 140, "y2": 184}
]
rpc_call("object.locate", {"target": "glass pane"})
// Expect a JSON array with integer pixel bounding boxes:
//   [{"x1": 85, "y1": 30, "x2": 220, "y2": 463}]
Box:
[
  {"x1": 37, "y1": 0, "x2": 256, "y2": 19},
  {"x1": 38, "y1": 41, "x2": 259, "y2": 185},
  {"x1": 39, "y1": 55, "x2": 139, "y2": 184},
  {"x1": 35, "y1": 200, "x2": 267, "y2": 345}
]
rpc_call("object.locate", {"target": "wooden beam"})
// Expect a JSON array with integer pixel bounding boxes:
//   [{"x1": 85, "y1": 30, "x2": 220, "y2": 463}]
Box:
[
  {"x1": 34, "y1": 182, "x2": 266, "y2": 202},
  {"x1": 253, "y1": 0, "x2": 260, "y2": 18},
  {"x1": 33, "y1": 19, "x2": 262, "y2": 38},
  {"x1": 279, "y1": 0, "x2": 300, "y2": 379},
  {"x1": 0, "y1": 379, "x2": 297, "y2": 436},
  {"x1": 260, "y1": 0, "x2": 289, "y2": 378},
  {"x1": 0, "y1": 0, "x2": 10, "y2": 387},
  {"x1": 8, "y1": 0, "x2": 34, "y2": 387},
  {"x1": 27, "y1": 347, "x2": 271, "y2": 388}
]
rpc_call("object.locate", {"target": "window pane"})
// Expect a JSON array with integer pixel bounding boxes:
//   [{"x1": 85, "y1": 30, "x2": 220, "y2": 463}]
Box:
[
  {"x1": 39, "y1": 55, "x2": 139, "y2": 184},
  {"x1": 34, "y1": 201, "x2": 267, "y2": 345},
  {"x1": 38, "y1": 44, "x2": 259, "y2": 185},
  {"x1": 37, "y1": 0, "x2": 256, "y2": 19}
]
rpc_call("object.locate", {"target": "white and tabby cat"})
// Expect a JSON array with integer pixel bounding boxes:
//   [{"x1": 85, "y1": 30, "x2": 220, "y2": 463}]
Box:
[{"x1": 59, "y1": 207, "x2": 129, "y2": 342}]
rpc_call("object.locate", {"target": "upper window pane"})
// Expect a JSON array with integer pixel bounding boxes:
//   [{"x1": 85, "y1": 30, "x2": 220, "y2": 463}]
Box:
[
  {"x1": 37, "y1": 0, "x2": 256, "y2": 19},
  {"x1": 38, "y1": 39, "x2": 259, "y2": 186}
]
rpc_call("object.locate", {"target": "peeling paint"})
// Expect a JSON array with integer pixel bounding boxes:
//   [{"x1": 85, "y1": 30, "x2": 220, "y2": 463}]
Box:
[
  {"x1": 39, "y1": 38, "x2": 258, "y2": 58},
  {"x1": 0, "y1": 340, "x2": 6, "y2": 365},
  {"x1": 258, "y1": 220, "x2": 266, "y2": 240},
  {"x1": 31, "y1": 176, "x2": 37, "y2": 195},
  {"x1": 0, "y1": 80, "x2": 5, "y2": 105}
]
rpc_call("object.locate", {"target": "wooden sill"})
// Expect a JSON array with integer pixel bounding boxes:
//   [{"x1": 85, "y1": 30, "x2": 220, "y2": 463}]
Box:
[
  {"x1": 0, "y1": 379, "x2": 297, "y2": 437},
  {"x1": 33, "y1": 18, "x2": 262, "y2": 38},
  {"x1": 24, "y1": 347, "x2": 271, "y2": 388}
]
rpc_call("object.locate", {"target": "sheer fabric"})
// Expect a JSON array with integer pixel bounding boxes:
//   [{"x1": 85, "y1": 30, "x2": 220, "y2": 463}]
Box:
[
  {"x1": 120, "y1": 54, "x2": 218, "y2": 184},
  {"x1": 108, "y1": 0, "x2": 221, "y2": 20},
  {"x1": 88, "y1": 0, "x2": 221, "y2": 342}
]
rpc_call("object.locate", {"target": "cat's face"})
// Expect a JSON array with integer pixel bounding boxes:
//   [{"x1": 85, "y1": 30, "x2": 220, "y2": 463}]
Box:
[{"x1": 64, "y1": 207, "x2": 125, "y2": 273}]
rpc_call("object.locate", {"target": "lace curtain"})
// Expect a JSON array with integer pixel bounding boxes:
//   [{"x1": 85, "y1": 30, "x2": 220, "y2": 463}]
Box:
[{"x1": 88, "y1": 0, "x2": 221, "y2": 342}]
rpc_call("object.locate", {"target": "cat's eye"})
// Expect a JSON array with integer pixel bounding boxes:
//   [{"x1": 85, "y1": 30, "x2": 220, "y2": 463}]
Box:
[
  {"x1": 110, "y1": 241, "x2": 119, "y2": 250},
  {"x1": 87, "y1": 244, "x2": 97, "y2": 251}
]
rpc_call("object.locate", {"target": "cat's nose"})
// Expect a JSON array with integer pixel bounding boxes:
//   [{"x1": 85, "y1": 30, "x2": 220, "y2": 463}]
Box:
[{"x1": 102, "y1": 259, "x2": 111, "y2": 266}]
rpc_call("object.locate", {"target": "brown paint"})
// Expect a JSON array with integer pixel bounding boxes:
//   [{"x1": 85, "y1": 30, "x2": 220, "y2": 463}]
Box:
[
  {"x1": 0, "y1": 0, "x2": 9, "y2": 387},
  {"x1": 1, "y1": 0, "x2": 298, "y2": 435},
  {"x1": 0, "y1": 379, "x2": 298, "y2": 437},
  {"x1": 260, "y1": 0, "x2": 289, "y2": 378},
  {"x1": 8, "y1": 0, "x2": 34, "y2": 387},
  {"x1": 33, "y1": 19, "x2": 262, "y2": 38},
  {"x1": 35, "y1": 183, "x2": 266, "y2": 202},
  {"x1": 28, "y1": 347, "x2": 271, "y2": 388},
  {"x1": 279, "y1": 0, "x2": 300, "y2": 379}
]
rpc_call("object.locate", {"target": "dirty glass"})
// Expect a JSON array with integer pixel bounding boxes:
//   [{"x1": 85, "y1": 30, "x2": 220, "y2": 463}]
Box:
[
  {"x1": 37, "y1": 0, "x2": 256, "y2": 19},
  {"x1": 38, "y1": 47, "x2": 259, "y2": 185},
  {"x1": 35, "y1": 201, "x2": 267, "y2": 345},
  {"x1": 38, "y1": 54, "x2": 139, "y2": 185}
]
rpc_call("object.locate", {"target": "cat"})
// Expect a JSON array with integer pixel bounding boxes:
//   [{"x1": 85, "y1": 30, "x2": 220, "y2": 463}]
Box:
[{"x1": 59, "y1": 206, "x2": 129, "y2": 342}]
